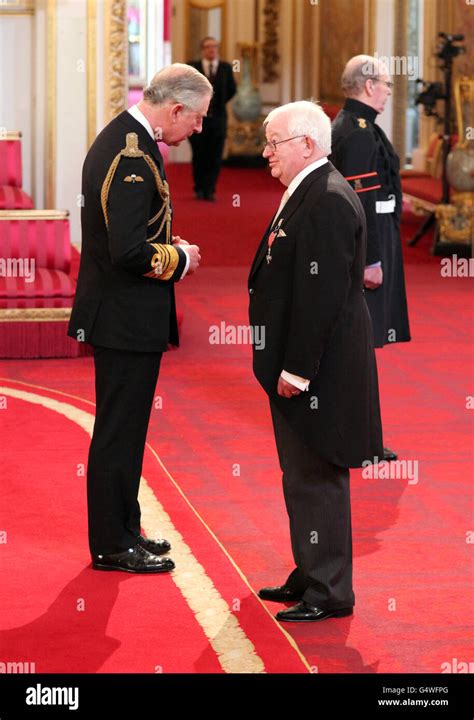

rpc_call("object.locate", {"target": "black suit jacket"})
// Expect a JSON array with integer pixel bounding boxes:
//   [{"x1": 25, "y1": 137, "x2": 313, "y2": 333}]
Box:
[
  {"x1": 188, "y1": 60, "x2": 236, "y2": 129},
  {"x1": 68, "y1": 111, "x2": 187, "y2": 352},
  {"x1": 248, "y1": 162, "x2": 383, "y2": 468}
]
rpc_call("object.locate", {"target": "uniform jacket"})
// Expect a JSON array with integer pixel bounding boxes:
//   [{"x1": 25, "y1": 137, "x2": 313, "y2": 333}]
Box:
[
  {"x1": 330, "y1": 98, "x2": 403, "y2": 265},
  {"x1": 68, "y1": 111, "x2": 187, "y2": 352},
  {"x1": 248, "y1": 162, "x2": 383, "y2": 468}
]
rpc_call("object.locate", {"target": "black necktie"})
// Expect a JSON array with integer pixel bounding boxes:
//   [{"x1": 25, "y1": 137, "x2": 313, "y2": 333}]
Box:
[{"x1": 208, "y1": 63, "x2": 216, "y2": 83}]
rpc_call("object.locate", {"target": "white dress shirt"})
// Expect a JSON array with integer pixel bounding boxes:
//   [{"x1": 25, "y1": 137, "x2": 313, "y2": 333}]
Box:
[
  {"x1": 127, "y1": 105, "x2": 190, "y2": 279},
  {"x1": 202, "y1": 59, "x2": 218, "y2": 79},
  {"x1": 280, "y1": 157, "x2": 329, "y2": 392}
]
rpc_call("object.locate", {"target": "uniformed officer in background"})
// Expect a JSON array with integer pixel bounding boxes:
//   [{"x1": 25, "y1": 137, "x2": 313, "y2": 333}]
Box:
[
  {"x1": 331, "y1": 55, "x2": 411, "y2": 462},
  {"x1": 68, "y1": 64, "x2": 212, "y2": 572}
]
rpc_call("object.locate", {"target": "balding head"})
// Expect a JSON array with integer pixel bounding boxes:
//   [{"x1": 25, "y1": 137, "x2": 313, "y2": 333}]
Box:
[{"x1": 341, "y1": 55, "x2": 392, "y2": 114}]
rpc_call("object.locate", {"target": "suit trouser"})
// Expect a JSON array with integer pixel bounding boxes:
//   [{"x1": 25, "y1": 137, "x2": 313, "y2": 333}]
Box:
[
  {"x1": 87, "y1": 346, "x2": 162, "y2": 555},
  {"x1": 189, "y1": 123, "x2": 226, "y2": 195},
  {"x1": 270, "y1": 401, "x2": 355, "y2": 610}
]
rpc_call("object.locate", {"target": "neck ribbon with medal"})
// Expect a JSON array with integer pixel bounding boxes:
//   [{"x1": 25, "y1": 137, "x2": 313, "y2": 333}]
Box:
[{"x1": 266, "y1": 217, "x2": 286, "y2": 264}]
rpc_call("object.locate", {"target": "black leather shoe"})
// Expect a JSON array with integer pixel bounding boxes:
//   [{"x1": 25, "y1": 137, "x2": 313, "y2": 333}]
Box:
[
  {"x1": 195, "y1": 190, "x2": 205, "y2": 200},
  {"x1": 203, "y1": 192, "x2": 216, "y2": 202},
  {"x1": 383, "y1": 446, "x2": 398, "y2": 461},
  {"x1": 92, "y1": 544, "x2": 175, "y2": 573},
  {"x1": 258, "y1": 585, "x2": 304, "y2": 602},
  {"x1": 276, "y1": 601, "x2": 353, "y2": 622},
  {"x1": 138, "y1": 535, "x2": 171, "y2": 556}
]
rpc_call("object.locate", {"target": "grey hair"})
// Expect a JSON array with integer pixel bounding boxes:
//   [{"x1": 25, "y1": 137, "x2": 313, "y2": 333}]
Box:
[
  {"x1": 144, "y1": 63, "x2": 213, "y2": 109},
  {"x1": 341, "y1": 55, "x2": 386, "y2": 97},
  {"x1": 264, "y1": 100, "x2": 331, "y2": 155}
]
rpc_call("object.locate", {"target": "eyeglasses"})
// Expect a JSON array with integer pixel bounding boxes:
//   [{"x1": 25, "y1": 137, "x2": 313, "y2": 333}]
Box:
[
  {"x1": 372, "y1": 78, "x2": 394, "y2": 90},
  {"x1": 263, "y1": 135, "x2": 307, "y2": 152}
]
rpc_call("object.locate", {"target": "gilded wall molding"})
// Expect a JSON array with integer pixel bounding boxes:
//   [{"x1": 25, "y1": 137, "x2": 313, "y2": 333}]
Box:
[
  {"x1": 46, "y1": 0, "x2": 56, "y2": 209},
  {"x1": 0, "y1": 0, "x2": 34, "y2": 14},
  {"x1": 319, "y1": 0, "x2": 367, "y2": 105},
  {"x1": 262, "y1": 0, "x2": 280, "y2": 83},
  {"x1": 392, "y1": 0, "x2": 408, "y2": 160},
  {"x1": 104, "y1": 0, "x2": 128, "y2": 123}
]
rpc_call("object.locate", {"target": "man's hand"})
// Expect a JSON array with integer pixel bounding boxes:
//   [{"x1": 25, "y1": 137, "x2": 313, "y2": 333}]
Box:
[
  {"x1": 184, "y1": 244, "x2": 201, "y2": 275},
  {"x1": 277, "y1": 376, "x2": 302, "y2": 398},
  {"x1": 172, "y1": 235, "x2": 189, "y2": 246},
  {"x1": 364, "y1": 265, "x2": 383, "y2": 289}
]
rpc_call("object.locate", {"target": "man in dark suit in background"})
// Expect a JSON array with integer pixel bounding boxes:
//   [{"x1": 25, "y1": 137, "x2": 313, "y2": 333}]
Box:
[
  {"x1": 68, "y1": 64, "x2": 212, "y2": 573},
  {"x1": 331, "y1": 55, "x2": 411, "y2": 462},
  {"x1": 249, "y1": 101, "x2": 383, "y2": 622},
  {"x1": 188, "y1": 36, "x2": 236, "y2": 201}
]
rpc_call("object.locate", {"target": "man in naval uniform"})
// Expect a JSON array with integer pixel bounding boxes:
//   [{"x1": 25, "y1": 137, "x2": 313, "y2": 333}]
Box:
[
  {"x1": 68, "y1": 64, "x2": 212, "y2": 573},
  {"x1": 249, "y1": 101, "x2": 383, "y2": 622},
  {"x1": 331, "y1": 55, "x2": 411, "y2": 462}
]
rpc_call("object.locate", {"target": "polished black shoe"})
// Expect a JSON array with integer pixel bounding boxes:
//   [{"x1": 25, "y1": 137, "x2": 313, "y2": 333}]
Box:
[
  {"x1": 195, "y1": 190, "x2": 205, "y2": 200},
  {"x1": 383, "y1": 446, "x2": 398, "y2": 461},
  {"x1": 92, "y1": 544, "x2": 175, "y2": 573},
  {"x1": 138, "y1": 535, "x2": 171, "y2": 556},
  {"x1": 258, "y1": 585, "x2": 304, "y2": 602},
  {"x1": 203, "y1": 192, "x2": 216, "y2": 202},
  {"x1": 276, "y1": 601, "x2": 353, "y2": 622}
]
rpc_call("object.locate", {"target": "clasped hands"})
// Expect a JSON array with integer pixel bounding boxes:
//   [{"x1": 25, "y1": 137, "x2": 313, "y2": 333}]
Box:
[{"x1": 172, "y1": 235, "x2": 200, "y2": 274}]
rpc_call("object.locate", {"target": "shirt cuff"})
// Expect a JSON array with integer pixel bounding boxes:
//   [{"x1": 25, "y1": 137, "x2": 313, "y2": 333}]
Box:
[
  {"x1": 280, "y1": 370, "x2": 310, "y2": 391},
  {"x1": 179, "y1": 248, "x2": 190, "y2": 279},
  {"x1": 366, "y1": 261, "x2": 382, "y2": 268}
]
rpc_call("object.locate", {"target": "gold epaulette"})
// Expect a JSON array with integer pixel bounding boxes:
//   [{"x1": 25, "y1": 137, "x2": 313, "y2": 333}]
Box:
[{"x1": 100, "y1": 132, "x2": 172, "y2": 243}]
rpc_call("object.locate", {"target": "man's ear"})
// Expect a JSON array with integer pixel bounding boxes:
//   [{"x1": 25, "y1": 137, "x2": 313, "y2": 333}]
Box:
[
  {"x1": 303, "y1": 136, "x2": 314, "y2": 157},
  {"x1": 365, "y1": 78, "x2": 375, "y2": 97},
  {"x1": 170, "y1": 103, "x2": 184, "y2": 123}
]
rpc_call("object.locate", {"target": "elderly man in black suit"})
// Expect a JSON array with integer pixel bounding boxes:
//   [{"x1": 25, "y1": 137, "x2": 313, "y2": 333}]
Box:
[
  {"x1": 249, "y1": 100, "x2": 383, "y2": 622},
  {"x1": 188, "y1": 36, "x2": 236, "y2": 201},
  {"x1": 68, "y1": 64, "x2": 212, "y2": 573}
]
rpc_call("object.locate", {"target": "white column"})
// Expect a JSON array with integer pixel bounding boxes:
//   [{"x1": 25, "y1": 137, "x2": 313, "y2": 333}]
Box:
[
  {"x1": 373, "y1": 0, "x2": 394, "y2": 139},
  {"x1": 54, "y1": 0, "x2": 88, "y2": 244},
  {"x1": 0, "y1": 13, "x2": 34, "y2": 196}
]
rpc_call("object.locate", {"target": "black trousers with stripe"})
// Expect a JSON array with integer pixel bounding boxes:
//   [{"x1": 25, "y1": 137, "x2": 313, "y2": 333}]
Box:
[
  {"x1": 87, "y1": 346, "x2": 162, "y2": 556},
  {"x1": 270, "y1": 401, "x2": 355, "y2": 610}
]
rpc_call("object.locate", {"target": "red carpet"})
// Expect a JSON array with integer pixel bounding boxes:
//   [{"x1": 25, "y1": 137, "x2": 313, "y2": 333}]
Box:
[
  {"x1": 166, "y1": 164, "x2": 281, "y2": 266},
  {"x1": 1, "y1": 166, "x2": 473, "y2": 673}
]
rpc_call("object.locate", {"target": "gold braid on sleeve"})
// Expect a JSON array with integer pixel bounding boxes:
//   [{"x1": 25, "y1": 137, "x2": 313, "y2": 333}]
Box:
[
  {"x1": 143, "y1": 242, "x2": 180, "y2": 281},
  {"x1": 100, "y1": 132, "x2": 172, "y2": 244}
]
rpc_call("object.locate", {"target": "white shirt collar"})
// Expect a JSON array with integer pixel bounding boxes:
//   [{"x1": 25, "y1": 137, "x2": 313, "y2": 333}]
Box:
[
  {"x1": 128, "y1": 104, "x2": 155, "y2": 141},
  {"x1": 203, "y1": 58, "x2": 218, "y2": 73},
  {"x1": 287, "y1": 157, "x2": 328, "y2": 196}
]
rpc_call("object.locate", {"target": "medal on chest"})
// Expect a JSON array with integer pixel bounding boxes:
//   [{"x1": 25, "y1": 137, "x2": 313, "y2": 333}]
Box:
[{"x1": 266, "y1": 218, "x2": 285, "y2": 264}]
